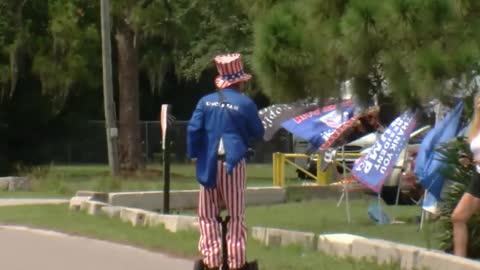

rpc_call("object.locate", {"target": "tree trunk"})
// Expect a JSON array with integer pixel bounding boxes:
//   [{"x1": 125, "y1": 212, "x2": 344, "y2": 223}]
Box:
[{"x1": 115, "y1": 21, "x2": 143, "y2": 171}]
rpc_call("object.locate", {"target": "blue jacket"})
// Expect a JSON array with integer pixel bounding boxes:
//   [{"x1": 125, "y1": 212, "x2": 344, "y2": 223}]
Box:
[{"x1": 187, "y1": 88, "x2": 264, "y2": 188}]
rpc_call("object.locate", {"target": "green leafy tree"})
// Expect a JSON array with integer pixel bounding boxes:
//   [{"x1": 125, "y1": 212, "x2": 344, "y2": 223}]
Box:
[
  {"x1": 32, "y1": 0, "x2": 101, "y2": 112},
  {"x1": 253, "y1": 0, "x2": 480, "y2": 109},
  {"x1": 111, "y1": 0, "x2": 255, "y2": 170},
  {"x1": 172, "y1": 1, "x2": 254, "y2": 81},
  {"x1": 1, "y1": 0, "x2": 259, "y2": 171},
  {"x1": 0, "y1": 0, "x2": 30, "y2": 100}
]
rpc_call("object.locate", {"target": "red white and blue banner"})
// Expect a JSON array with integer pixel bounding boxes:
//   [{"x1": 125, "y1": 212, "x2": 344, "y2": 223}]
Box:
[
  {"x1": 352, "y1": 110, "x2": 417, "y2": 193},
  {"x1": 281, "y1": 100, "x2": 355, "y2": 148},
  {"x1": 258, "y1": 101, "x2": 319, "y2": 141}
]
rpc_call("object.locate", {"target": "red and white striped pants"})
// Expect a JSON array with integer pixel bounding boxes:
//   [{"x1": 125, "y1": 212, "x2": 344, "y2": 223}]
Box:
[{"x1": 198, "y1": 159, "x2": 247, "y2": 269}]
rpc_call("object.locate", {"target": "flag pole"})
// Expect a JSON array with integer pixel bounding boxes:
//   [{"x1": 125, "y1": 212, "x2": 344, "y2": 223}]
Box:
[
  {"x1": 419, "y1": 190, "x2": 428, "y2": 231},
  {"x1": 377, "y1": 192, "x2": 384, "y2": 224},
  {"x1": 342, "y1": 145, "x2": 351, "y2": 224},
  {"x1": 341, "y1": 101, "x2": 351, "y2": 224},
  {"x1": 393, "y1": 146, "x2": 410, "y2": 221}
]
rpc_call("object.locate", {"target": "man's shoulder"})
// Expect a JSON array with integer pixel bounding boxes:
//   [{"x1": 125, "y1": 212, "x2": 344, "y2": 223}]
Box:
[
  {"x1": 200, "y1": 91, "x2": 220, "y2": 102},
  {"x1": 199, "y1": 89, "x2": 255, "y2": 107},
  {"x1": 224, "y1": 91, "x2": 254, "y2": 104}
]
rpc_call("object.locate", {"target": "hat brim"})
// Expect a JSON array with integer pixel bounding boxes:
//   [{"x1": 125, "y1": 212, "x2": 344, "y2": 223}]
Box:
[{"x1": 215, "y1": 73, "x2": 252, "y2": 89}]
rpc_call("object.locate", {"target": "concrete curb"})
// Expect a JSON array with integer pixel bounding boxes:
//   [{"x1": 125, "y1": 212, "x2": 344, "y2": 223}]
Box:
[
  {"x1": 119, "y1": 208, "x2": 149, "y2": 226},
  {"x1": 416, "y1": 250, "x2": 480, "y2": 270},
  {"x1": 318, "y1": 233, "x2": 365, "y2": 258},
  {"x1": 251, "y1": 226, "x2": 480, "y2": 270},
  {"x1": 252, "y1": 226, "x2": 316, "y2": 249},
  {"x1": 79, "y1": 186, "x2": 347, "y2": 212},
  {"x1": 107, "y1": 187, "x2": 286, "y2": 211},
  {"x1": 69, "y1": 196, "x2": 91, "y2": 211},
  {"x1": 146, "y1": 213, "x2": 198, "y2": 233},
  {"x1": 71, "y1": 196, "x2": 198, "y2": 233},
  {"x1": 85, "y1": 201, "x2": 109, "y2": 216},
  {"x1": 101, "y1": 206, "x2": 122, "y2": 218}
]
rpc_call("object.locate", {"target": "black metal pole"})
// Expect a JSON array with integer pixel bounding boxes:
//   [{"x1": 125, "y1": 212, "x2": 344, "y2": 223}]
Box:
[{"x1": 163, "y1": 105, "x2": 171, "y2": 214}]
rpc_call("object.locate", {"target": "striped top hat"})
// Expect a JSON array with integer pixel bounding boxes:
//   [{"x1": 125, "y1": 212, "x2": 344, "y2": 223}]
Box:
[{"x1": 214, "y1": 53, "x2": 252, "y2": 89}]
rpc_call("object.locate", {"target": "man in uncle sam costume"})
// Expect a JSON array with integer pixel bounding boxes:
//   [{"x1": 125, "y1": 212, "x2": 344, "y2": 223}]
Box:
[{"x1": 187, "y1": 53, "x2": 264, "y2": 270}]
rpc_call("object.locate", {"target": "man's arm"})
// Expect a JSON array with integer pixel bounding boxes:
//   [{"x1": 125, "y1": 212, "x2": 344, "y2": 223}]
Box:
[{"x1": 187, "y1": 99, "x2": 205, "y2": 159}]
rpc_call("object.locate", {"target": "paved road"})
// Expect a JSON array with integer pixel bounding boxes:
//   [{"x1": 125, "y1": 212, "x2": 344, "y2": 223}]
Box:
[{"x1": 0, "y1": 226, "x2": 193, "y2": 270}]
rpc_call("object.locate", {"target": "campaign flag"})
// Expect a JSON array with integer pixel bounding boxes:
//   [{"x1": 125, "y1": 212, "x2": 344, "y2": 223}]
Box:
[
  {"x1": 415, "y1": 101, "x2": 464, "y2": 200},
  {"x1": 281, "y1": 100, "x2": 355, "y2": 148},
  {"x1": 352, "y1": 111, "x2": 417, "y2": 193},
  {"x1": 258, "y1": 102, "x2": 319, "y2": 141}
]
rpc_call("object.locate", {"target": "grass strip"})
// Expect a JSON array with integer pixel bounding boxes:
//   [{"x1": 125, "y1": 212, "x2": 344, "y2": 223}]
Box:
[{"x1": 0, "y1": 204, "x2": 400, "y2": 270}]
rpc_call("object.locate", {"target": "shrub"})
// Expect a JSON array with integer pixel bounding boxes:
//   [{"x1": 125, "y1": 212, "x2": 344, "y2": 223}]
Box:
[{"x1": 437, "y1": 137, "x2": 480, "y2": 258}]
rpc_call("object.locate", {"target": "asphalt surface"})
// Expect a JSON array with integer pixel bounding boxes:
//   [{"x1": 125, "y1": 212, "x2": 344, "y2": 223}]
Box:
[
  {"x1": 0, "y1": 226, "x2": 193, "y2": 270},
  {"x1": 0, "y1": 199, "x2": 193, "y2": 270}
]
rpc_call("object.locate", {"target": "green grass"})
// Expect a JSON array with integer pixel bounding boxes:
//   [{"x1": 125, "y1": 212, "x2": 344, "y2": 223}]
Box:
[
  {"x1": 247, "y1": 199, "x2": 439, "y2": 248},
  {"x1": 0, "y1": 204, "x2": 400, "y2": 270},
  {"x1": 14, "y1": 163, "x2": 299, "y2": 198}
]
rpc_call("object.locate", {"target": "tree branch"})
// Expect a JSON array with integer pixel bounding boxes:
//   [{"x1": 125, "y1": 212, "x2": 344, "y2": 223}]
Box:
[{"x1": 141, "y1": 0, "x2": 154, "y2": 9}]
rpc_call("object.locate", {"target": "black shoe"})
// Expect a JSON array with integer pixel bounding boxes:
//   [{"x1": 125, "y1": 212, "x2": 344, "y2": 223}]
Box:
[
  {"x1": 239, "y1": 261, "x2": 258, "y2": 270},
  {"x1": 193, "y1": 259, "x2": 206, "y2": 270},
  {"x1": 194, "y1": 259, "x2": 221, "y2": 270}
]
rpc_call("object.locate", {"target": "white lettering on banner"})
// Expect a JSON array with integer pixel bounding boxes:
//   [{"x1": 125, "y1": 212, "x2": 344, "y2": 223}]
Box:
[
  {"x1": 391, "y1": 118, "x2": 401, "y2": 127},
  {"x1": 354, "y1": 159, "x2": 373, "y2": 174},
  {"x1": 364, "y1": 160, "x2": 373, "y2": 173},
  {"x1": 205, "y1": 101, "x2": 239, "y2": 111},
  {"x1": 293, "y1": 109, "x2": 321, "y2": 123},
  {"x1": 259, "y1": 104, "x2": 293, "y2": 129},
  {"x1": 390, "y1": 143, "x2": 398, "y2": 151},
  {"x1": 393, "y1": 136, "x2": 401, "y2": 145},
  {"x1": 320, "y1": 129, "x2": 335, "y2": 141},
  {"x1": 384, "y1": 141, "x2": 390, "y2": 149},
  {"x1": 369, "y1": 143, "x2": 381, "y2": 160},
  {"x1": 361, "y1": 112, "x2": 415, "y2": 175}
]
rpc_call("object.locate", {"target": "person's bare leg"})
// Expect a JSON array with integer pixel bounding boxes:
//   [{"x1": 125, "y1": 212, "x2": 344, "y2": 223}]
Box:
[{"x1": 451, "y1": 193, "x2": 480, "y2": 257}]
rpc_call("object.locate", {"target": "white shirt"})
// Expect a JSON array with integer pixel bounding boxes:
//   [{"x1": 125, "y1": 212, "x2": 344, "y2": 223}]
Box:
[
  {"x1": 470, "y1": 132, "x2": 480, "y2": 172},
  {"x1": 218, "y1": 138, "x2": 225, "y2": 155}
]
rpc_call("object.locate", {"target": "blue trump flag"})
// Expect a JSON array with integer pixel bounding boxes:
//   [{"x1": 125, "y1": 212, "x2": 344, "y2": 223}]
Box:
[
  {"x1": 352, "y1": 111, "x2": 417, "y2": 193},
  {"x1": 415, "y1": 101, "x2": 464, "y2": 200},
  {"x1": 281, "y1": 101, "x2": 355, "y2": 148}
]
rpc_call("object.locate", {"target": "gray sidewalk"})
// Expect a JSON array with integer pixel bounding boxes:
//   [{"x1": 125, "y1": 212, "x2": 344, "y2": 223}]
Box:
[
  {"x1": 0, "y1": 226, "x2": 193, "y2": 270},
  {"x1": 0, "y1": 199, "x2": 193, "y2": 269}
]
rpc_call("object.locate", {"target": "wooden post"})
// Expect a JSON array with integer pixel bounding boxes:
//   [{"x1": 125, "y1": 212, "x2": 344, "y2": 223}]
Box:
[{"x1": 100, "y1": 0, "x2": 120, "y2": 176}]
